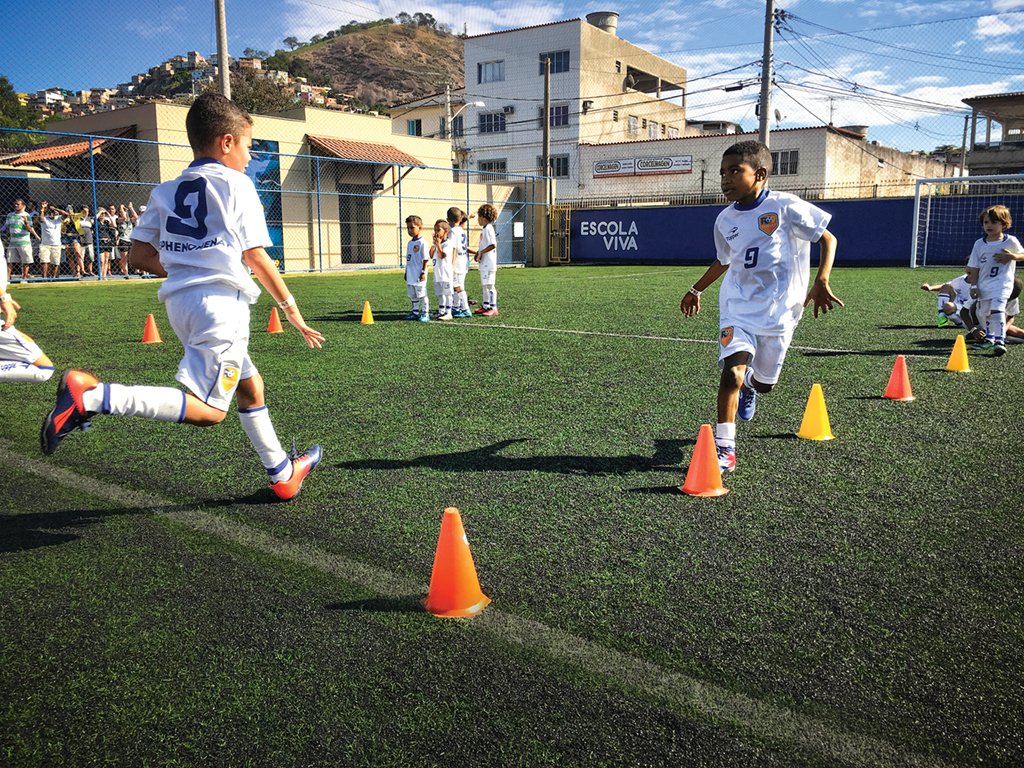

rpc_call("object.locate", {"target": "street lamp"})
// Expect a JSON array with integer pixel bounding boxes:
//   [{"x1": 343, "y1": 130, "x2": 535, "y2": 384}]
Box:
[{"x1": 449, "y1": 100, "x2": 485, "y2": 170}]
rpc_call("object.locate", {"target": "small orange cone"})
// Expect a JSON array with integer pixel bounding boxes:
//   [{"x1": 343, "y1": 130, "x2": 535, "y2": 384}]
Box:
[
  {"x1": 142, "y1": 313, "x2": 162, "y2": 344},
  {"x1": 679, "y1": 424, "x2": 729, "y2": 497},
  {"x1": 883, "y1": 355, "x2": 915, "y2": 401},
  {"x1": 796, "y1": 383, "x2": 835, "y2": 441},
  {"x1": 360, "y1": 301, "x2": 374, "y2": 325},
  {"x1": 267, "y1": 306, "x2": 284, "y2": 333},
  {"x1": 946, "y1": 334, "x2": 971, "y2": 373},
  {"x1": 423, "y1": 507, "x2": 491, "y2": 618}
]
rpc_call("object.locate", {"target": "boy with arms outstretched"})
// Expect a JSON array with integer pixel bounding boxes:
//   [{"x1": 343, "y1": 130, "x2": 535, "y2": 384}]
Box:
[
  {"x1": 681, "y1": 140, "x2": 843, "y2": 473},
  {"x1": 41, "y1": 93, "x2": 325, "y2": 500}
]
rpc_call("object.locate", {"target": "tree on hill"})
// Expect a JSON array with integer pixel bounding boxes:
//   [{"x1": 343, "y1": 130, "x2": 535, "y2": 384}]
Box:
[
  {"x1": 205, "y1": 70, "x2": 295, "y2": 115},
  {"x1": 283, "y1": 36, "x2": 301, "y2": 50},
  {"x1": 0, "y1": 74, "x2": 42, "y2": 145}
]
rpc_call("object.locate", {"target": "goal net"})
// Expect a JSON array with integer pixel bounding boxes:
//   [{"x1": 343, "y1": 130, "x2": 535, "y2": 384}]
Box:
[{"x1": 911, "y1": 175, "x2": 1024, "y2": 267}]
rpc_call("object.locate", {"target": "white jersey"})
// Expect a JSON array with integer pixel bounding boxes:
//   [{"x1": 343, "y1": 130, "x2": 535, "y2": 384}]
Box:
[
  {"x1": 449, "y1": 224, "x2": 469, "y2": 273},
  {"x1": 405, "y1": 235, "x2": 428, "y2": 285},
  {"x1": 132, "y1": 158, "x2": 272, "y2": 304},
  {"x1": 432, "y1": 239, "x2": 454, "y2": 284},
  {"x1": 477, "y1": 224, "x2": 497, "y2": 273},
  {"x1": 968, "y1": 234, "x2": 1021, "y2": 302},
  {"x1": 714, "y1": 189, "x2": 831, "y2": 336}
]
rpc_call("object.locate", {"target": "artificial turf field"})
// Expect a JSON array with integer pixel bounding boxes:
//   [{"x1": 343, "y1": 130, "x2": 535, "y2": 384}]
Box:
[{"x1": 1, "y1": 265, "x2": 1021, "y2": 767}]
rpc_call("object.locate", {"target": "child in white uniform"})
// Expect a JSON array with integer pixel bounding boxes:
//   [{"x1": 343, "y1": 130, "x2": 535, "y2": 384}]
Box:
[
  {"x1": 0, "y1": 238, "x2": 55, "y2": 383},
  {"x1": 404, "y1": 215, "x2": 430, "y2": 322},
  {"x1": 966, "y1": 205, "x2": 1023, "y2": 355},
  {"x1": 681, "y1": 140, "x2": 843, "y2": 474},
  {"x1": 447, "y1": 207, "x2": 471, "y2": 318},
  {"x1": 431, "y1": 219, "x2": 455, "y2": 320},
  {"x1": 921, "y1": 273, "x2": 973, "y2": 328},
  {"x1": 40, "y1": 93, "x2": 325, "y2": 501},
  {"x1": 471, "y1": 203, "x2": 499, "y2": 316}
]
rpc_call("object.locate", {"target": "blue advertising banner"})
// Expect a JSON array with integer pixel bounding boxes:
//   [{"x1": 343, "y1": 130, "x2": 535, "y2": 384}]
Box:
[{"x1": 248, "y1": 139, "x2": 284, "y2": 270}]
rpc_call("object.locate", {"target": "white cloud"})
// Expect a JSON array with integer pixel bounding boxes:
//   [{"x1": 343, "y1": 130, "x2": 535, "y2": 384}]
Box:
[
  {"x1": 126, "y1": 6, "x2": 189, "y2": 39},
  {"x1": 992, "y1": 0, "x2": 1024, "y2": 10},
  {"x1": 974, "y1": 12, "x2": 1024, "y2": 37}
]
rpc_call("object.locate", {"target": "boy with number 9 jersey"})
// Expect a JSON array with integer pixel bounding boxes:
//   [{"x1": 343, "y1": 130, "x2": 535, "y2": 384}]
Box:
[
  {"x1": 41, "y1": 93, "x2": 325, "y2": 500},
  {"x1": 681, "y1": 140, "x2": 843, "y2": 474}
]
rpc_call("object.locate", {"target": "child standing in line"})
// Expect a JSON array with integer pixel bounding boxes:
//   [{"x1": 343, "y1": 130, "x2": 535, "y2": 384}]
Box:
[
  {"x1": 966, "y1": 205, "x2": 1023, "y2": 356},
  {"x1": 431, "y1": 219, "x2": 454, "y2": 321},
  {"x1": 447, "y1": 207, "x2": 472, "y2": 318},
  {"x1": 470, "y1": 203, "x2": 499, "y2": 316},
  {"x1": 40, "y1": 92, "x2": 325, "y2": 501},
  {"x1": 681, "y1": 140, "x2": 843, "y2": 474},
  {"x1": 0, "y1": 239, "x2": 55, "y2": 383},
  {"x1": 404, "y1": 215, "x2": 430, "y2": 322}
]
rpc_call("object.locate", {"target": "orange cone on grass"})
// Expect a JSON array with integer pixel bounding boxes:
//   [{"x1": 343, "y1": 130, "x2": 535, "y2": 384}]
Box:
[
  {"x1": 141, "y1": 313, "x2": 162, "y2": 344},
  {"x1": 796, "y1": 383, "x2": 834, "y2": 441},
  {"x1": 946, "y1": 334, "x2": 971, "y2": 373},
  {"x1": 679, "y1": 424, "x2": 729, "y2": 497},
  {"x1": 267, "y1": 306, "x2": 284, "y2": 333},
  {"x1": 883, "y1": 355, "x2": 915, "y2": 401},
  {"x1": 423, "y1": 507, "x2": 491, "y2": 618},
  {"x1": 360, "y1": 301, "x2": 374, "y2": 325}
]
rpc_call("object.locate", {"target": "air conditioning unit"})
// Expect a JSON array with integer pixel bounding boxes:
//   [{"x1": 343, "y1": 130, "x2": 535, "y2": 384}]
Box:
[{"x1": 503, "y1": 105, "x2": 515, "y2": 114}]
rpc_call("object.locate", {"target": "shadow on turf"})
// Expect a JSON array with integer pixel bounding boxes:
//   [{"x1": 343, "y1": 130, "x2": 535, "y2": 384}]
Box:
[
  {"x1": 312, "y1": 310, "x2": 413, "y2": 323},
  {"x1": 334, "y1": 437, "x2": 693, "y2": 476},
  {"x1": 325, "y1": 596, "x2": 424, "y2": 613},
  {"x1": 802, "y1": 338, "x2": 951, "y2": 358}
]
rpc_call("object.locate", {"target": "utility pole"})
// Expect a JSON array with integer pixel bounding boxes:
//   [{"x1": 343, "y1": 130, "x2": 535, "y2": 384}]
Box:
[
  {"x1": 757, "y1": 0, "x2": 775, "y2": 147},
  {"x1": 959, "y1": 112, "x2": 969, "y2": 177},
  {"x1": 543, "y1": 57, "x2": 551, "y2": 188},
  {"x1": 215, "y1": 0, "x2": 231, "y2": 99}
]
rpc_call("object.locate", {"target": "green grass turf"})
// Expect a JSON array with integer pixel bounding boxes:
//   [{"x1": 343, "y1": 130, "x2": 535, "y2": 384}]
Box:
[{"x1": 1, "y1": 266, "x2": 1021, "y2": 766}]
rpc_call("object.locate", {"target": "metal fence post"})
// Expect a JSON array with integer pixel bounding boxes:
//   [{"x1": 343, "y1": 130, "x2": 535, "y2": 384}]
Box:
[{"x1": 315, "y1": 156, "x2": 323, "y2": 272}]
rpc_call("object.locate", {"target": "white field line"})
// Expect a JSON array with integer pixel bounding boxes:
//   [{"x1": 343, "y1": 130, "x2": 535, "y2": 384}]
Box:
[
  {"x1": 439, "y1": 321, "x2": 858, "y2": 355},
  {"x1": 0, "y1": 440, "x2": 954, "y2": 768}
]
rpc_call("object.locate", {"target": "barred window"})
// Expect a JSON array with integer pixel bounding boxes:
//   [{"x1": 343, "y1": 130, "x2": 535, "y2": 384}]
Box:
[
  {"x1": 477, "y1": 60, "x2": 505, "y2": 84},
  {"x1": 771, "y1": 149, "x2": 799, "y2": 175},
  {"x1": 478, "y1": 159, "x2": 508, "y2": 180},
  {"x1": 539, "y1": 50, "x2": 570, "y2": 75},
  {"x1": 479, "y1": 112, "x2": 507, "y2": 134},
  {"x1": 539, "y1": 154, "x2": 570, "y2": 178}
]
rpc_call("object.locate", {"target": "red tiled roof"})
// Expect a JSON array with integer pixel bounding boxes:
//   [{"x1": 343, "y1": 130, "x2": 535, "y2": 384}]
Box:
[
  {"x1": 307, "y1": 135, "x2": 423, "y2": 166},
  {"x1": 11, "y1": 127, "x2": 133, "y2": 167}
]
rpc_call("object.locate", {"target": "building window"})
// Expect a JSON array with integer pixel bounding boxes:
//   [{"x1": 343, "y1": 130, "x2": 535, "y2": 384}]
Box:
[
  {"x1": 539, "y1": 154, "x2": 570, "y2": 178},
  {"x1": 615, "y1": 60, "x2": 622, "y2": 73},
  {"x1": 539, "y1": 50, "x2": 570, "y2": 75},
  {"x1": 439, "y1": 117, "x2": 447, "y2": 139},
  {"x1": 452, "y1": 115, "x2": 464, "y2": 138},
  {"x1": 627, "y1": 115, "x2": 639, "y2": 135},
  {"x1": 612, "y1": 110, "x2": 619, "y2": 122},
  {"x1": 648, "y1": 121, "x2": 659, "y2": 139},
  {"x1": 667, "y1": 125, "x2": 680, "y2": 138},
  {"x1": 477, "y1": 60, "x2": 505, "y2": 84},
  {"x1": 406, "y1": 119, "x2": 422, "y2": 137},
  {"x1": 771, "y1": 149, "x2": 799, "y2": 175},
  {"x1": 478, "y1": 159, "x2": 508, "y2": 180},
  {"x1": 479, "y1": 112, "x2": 507, "y2": 133},
  {"x1": 538, "y1": 104, "x2": 570, "y2": 128}
]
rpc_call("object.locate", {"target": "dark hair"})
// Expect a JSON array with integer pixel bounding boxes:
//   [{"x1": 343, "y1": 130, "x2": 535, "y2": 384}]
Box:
[
  {"x1": 477, "y1": 204, "x2": 498, "y2": 223},
  {"x1": 723, "y1": 140, "x2": 772, "y2": 174},
  {"x1": 185, "y1": 92, "x2": 253, "y2": 153},
  {"x1": 434, "y1": 219, "x2": 450, "y2": 233},
  {"x1": 446, "y1": 206, "x2": 463, "y2": 225},
  {"x1": 405, "y1": 215, "x2": 422, "y2": 226},
  {"x1": 979, "y1": 205, "x2": 1012, "y2": 230}
]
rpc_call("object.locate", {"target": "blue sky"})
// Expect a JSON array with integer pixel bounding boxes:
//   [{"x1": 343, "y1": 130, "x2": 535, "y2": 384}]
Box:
[{"x1": 4, "y1": 0, "x2": 1023, "y2": 151}]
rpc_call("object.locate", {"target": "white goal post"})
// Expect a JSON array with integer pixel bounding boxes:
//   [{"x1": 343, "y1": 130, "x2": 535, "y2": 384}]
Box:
[{"x1": 911, "y1": 175, "x2": 1024, "y2": 268}]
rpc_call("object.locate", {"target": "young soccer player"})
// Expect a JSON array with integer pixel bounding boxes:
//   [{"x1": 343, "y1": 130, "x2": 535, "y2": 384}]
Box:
[
  {"x1": 404, "y1": 215, "x2": 430, "y2": 322},
  {"x1": 447, "y1": 207, "x2": 472, "y2": 318},
  {"x1": 431, "y1": 219, "x2": 454, "y2": 320},
  {"x1": 40, "y1": 93, "x2": 325, "y2": 500},
  {"x1": 0, "y1": 239, "x2": 55, "y2": 383},
  {"x1": 965, "y1": 205, "x2": 1023, "y2": 356},
  {"x1": 470, "y1": 203, "x2": 499, "y2": 316},
  {"x1": 921, "y1": 271, "x2": 972, "y2": 328},
  {"x1": 680, "y1": 140, "x2": 843, "y2": 473}
]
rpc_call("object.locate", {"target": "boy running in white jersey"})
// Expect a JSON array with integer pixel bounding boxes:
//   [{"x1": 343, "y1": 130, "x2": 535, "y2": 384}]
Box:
[
  {"x1": 403, "y1": 215, "x2": 430, "y2": 322},
  {"x1": 40, "y1": 93, "x2": 325, "y2": 500},
  {"x1": 966, "y1": 205, "x2": 1023, "y2": 356},
  {"x1": 0, "y1": 238, "x2": 55, "y2": 383},
  {"x1": 681, "y1": 140, "x2": 843, "y2": 474}
]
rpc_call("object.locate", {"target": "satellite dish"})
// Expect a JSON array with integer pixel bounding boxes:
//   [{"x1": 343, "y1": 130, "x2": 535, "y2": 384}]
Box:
[
  {"x1": 774, "y1": 109, "x2": 783, "y2": 123},
  {"x1": 624, "y1": 73, "x2": 636, "y2": 90}
]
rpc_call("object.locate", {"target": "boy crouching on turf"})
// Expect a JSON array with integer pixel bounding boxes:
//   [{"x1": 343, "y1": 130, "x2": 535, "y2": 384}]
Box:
[
  {"x1": 41, "y1": 92, "x2": 325, "y2": 500},
  {"x1": 681, "y1": 140, "x2": 843, "y2": 474},
  {"x1": 0, "y1": 242, "x2": 55, "y2": 384}
]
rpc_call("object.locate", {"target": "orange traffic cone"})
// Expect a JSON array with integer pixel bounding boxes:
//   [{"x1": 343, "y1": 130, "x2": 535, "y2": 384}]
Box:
[
  {"x1": 679, "y1": 424, "x2": 729, "y2": 497},
  {"x1": 360, "y1": 301, "x2": 374, "y2": 325},
  {"x1": 423, "y1": 507, "x2": 491, "y2": 618},
  {"x1": 142, "y1": 313, "x2": 162, "y2": 344},
  {"x1": 946, "y1": 334, "x2": 971, "y2": 373},
  {"x1": 883, "y1": 355, "x2": 915, "y2": 401},
  {"x1": 797, "y1": 383, "x2": 834, "y2": 440},
  {"x1": 267, "y1": 306, "x2": 284, "y2": 333}
]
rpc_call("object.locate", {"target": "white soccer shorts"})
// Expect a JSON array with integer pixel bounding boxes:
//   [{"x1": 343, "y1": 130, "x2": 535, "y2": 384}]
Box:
[
  {"x1": 164, "y1": 285, "x2": 257, "y2": 412},
  {"x1": 0, "y1": 326, "x2": 45, "y2": 365},
  {"x1": 717, "y1": 324, "x2": 795, "y2": 386}
]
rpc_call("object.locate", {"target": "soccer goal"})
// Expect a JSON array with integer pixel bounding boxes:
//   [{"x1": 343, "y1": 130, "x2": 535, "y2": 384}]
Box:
[{"x1": 911, "y1": 175, "x2": 1024, "y2": 267}]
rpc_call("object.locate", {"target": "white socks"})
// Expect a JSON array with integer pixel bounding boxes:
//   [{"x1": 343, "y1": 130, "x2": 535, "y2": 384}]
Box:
[
  {"x1": 482, "y1": 283, "x2": 497, "y2": 309},
  {"x1": 715, "y1": 421, "x2": 736, "y2": 448},
  {"x1": 238, "y1": 405, "x2": 291, "y2": 482},
  {"x1": 0, "y1": 362, "x2": 54, "y2": 382},
  {"x1": 84, "y1": 383, "x2": 186, "y2": 422}
]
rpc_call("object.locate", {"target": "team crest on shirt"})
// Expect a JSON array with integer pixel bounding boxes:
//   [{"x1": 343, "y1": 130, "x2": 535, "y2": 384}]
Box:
[
  {"x1": 220, "y1": 364, "x2": 240, "y2": 392},
  {"x1": 720, "y1": 327, "x2": 734, "y2": 347},
  {"x1": 413, "y1": 244, "x2": 420, "y2": 252},
  {"x1": 758, "y1": 213, "x2": 779, "y2": 236}
]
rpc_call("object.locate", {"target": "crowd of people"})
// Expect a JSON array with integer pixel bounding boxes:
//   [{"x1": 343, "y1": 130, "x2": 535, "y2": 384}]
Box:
[{"x1": 2, "y1": 198, "x2": 152, "y2": 282}]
